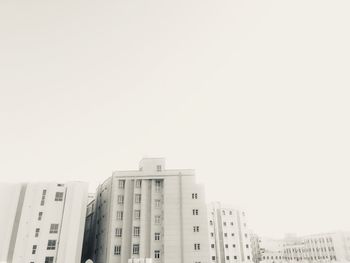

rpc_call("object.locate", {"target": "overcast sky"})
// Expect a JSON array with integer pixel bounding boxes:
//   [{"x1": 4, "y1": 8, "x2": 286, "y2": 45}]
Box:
[{"x1": 1, "y1": 0, "x2": 349, "y2": 238}]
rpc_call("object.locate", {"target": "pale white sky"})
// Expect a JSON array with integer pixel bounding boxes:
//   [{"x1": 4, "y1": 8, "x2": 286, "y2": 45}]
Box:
[{"x1": 1, "y1": 0, "x2": 349, "y2": 238}]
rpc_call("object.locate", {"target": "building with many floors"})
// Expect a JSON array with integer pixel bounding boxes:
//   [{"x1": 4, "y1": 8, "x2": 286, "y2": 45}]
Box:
[
  {"x1": 0, "y1": 181, "x2": 88, "y2": 263},
  {"x1": 82, "y1": 158, "x2": 210, "y2": 263},
  {"x1": 207, "y1": 202, "x2": 253, "y2": 263}
]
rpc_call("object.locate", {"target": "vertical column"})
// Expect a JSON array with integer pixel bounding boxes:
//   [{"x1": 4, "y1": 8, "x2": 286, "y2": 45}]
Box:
[{"x1": 140, "y1": 179, "x2": 151, "y2": 258}]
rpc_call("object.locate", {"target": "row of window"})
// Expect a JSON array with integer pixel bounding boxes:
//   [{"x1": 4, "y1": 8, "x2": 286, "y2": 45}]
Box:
[
  {"x1": 283, "y1": 255, "x2": 337, "y2": 261},
  {"x1": 34, "y1": 224, "x2": 59, "y2": 237},
  {"x1": 117, "y1": 195, "x2": 162, "y2": 207},
  {"x1": 209, "y1": 220, "x2": 246, "y2": 228},
  {"x1": 210, "y1": 243, "x2": 249, "y2": 249},
  {"x1": 284, "y1": 246, "x2": 335, "y2": 253},
  {"x1": 40, "y1": 191, "x2": 64, "y2": 206},
  {"x1": 211, "y1": 255, "x2": 250, "y2": 260},
  {"x1": 113, "y1": 245, "x2": 161, "y2": 258},
  {"x1": 31, "y1": 256, "x2": 54, "y2": 263},
  {"x1": 32, "y1": 240, "x2": 57, "y2": 254},
  {"x1": 118, "y1": 180, "x2": 162, "y2": 192},
  {"x1": 116, "y1": 211, "x2": 162, "y2": 224}
]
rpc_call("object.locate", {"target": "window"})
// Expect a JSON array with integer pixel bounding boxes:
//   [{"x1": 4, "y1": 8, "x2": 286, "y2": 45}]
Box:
[
  {"x1": 233, "y1": 244, "x2": 236, "y2": 248},
  {"x1": 224, "y1": 233, "x2": 227, "y2": 237},
  {"x1": 115, "y1": 228, "x2": 122, "y2": 237},
  {"x1": 38, "y1": 212, "x2": 43, "y2": 221},
  {"x1": 192, "y1": 209, "x2": 199, "y2": 215},
  {"x1": 212, "y1": 256, "x2": 216, "y2": 260},
  {"x1": 117, "y1": 195, "x2": 124, "y2": 204},
  {"x1": 211, "y1": 244, "x2": 215, "y2": 248},
  {"x1": 155, "y1": 199, "x2": 161, "y2": 208},
  {"x1": 136, "y1": 180, "x2": 142, "y2": 188},
  {"x1": 231, "y1": 233, "x2": 234, "y2": 237},
  {"x1": 117, "y1": 211, "x2": 123, "y2": 220},
  {"x1": 47, "y1": 240, "x2": 56, "y2": 250},
  {"x1": 247, "y1": 256, "x2": 251, "y2": 260},
  {"x1": 154, "y1": 250, "x2": 160, "y2": 258},
  {"x1": 193, "y1": 226, "x2": 199, "y2": 232},
  {"x1": 133, "y1": 244, "x2": 139, "y2": 254},
  {"x1": 134, "y1": 210, "x2": 141, "y2": 219},
  {"x1": 55, "y1": 192, "x2": 64, "y2": 201},
  {"x1": 157, "y1": 165, "x2": 162, "y2": 171},
  {"x1": 245, "y1": 233, "x2": 248, "y2": 238},
  {"x1": 41, "y1": 189, "x2": 47, "y2": 205},
  {"x1": 246, "y1": 244, "x2": 249, "y2": 248},
  {"x1": 35, "y1": 228, "x2": 40, "y2": 237},
  {"x1": 133, "y1": 226, "x2": 140, "y2": 237},
  {"x1": 234, "y1": 256, "x2": 237, "y2": 259},
  {"x1": 32, "y1": 245, "x2": 37, "y2": 254},
  {"x1": 135, "y1": 194, "x2": 141, "y2": 203},
  {"x1": 155, "y1": 180, "x2": 161, "y2": 192},
  {"x1": 226, "y1": 256, "x2": 230, "y2": 260},
  {"x1": 222, "y1": 210, "x2": 225, "y2": 215},
  {"x1": 194, "y1": 243, "x2": 201, "y2": 250},
  {"x1": 209, "y1": 220, "x2": 213, "y2": 225},
  {"x1": 155, "y1": 232, "x2": 160, "y2": 240},
  {"x1": 49, "y1": 224, "x2": 59, "y2": 233},
  {"x1": 118, "y1": 180, "x2": 125, "y2": 189},
  {"x1": 155, "y1": 215, "x2": 161, "y2": 224},
  {"x1": 114, "y1": 245, "x2": 121, "y2": 255},
  {"x1": 192, "y1": 193, "x2": 198, "y2": 199},
  {"x1": 211, "y1": 232, "x2": 214, "y2": 237},
  {"x1": 45, "y1": 257, "x2": 54, "y2": 263},
  {"x1": 225, "y1": 244, "x2": 228, "y2": 248},
  {"x1": 223, "y1": 222, "x2": 227, "y2": 226}
]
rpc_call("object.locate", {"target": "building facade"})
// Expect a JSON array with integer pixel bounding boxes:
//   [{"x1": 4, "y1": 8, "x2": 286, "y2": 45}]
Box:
[
  {"x1": 283, "y1": 232, "x2": 350, "y2": 263},
  {"x1": 0, "y1": 182, "x2": 88, "y2": 263},
  {"x1": 207, "y1": 202, "x2": 253, "y2": 263},
  {"x1": 250, "y1": 232, "x2": 261, "y2": 263},
  {"x1": 258, "y1": 237, "x2": 284, "y2": 263},
  {"x1": 83, "y1": 158, "x2": 210, "y2": 263}
]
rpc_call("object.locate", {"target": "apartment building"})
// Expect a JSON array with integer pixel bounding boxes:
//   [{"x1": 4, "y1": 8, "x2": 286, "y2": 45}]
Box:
[
  {"x1": 0, "y1": 182, "x2": 88, "y2": 263},
  {"x1": 283, "y1": 232, "x2": 350, "y2": 262},
  {"x1": 207, "y1": 202, "x2": 253, "y2": 263},
  {"x1": 82, "y1": 158, "x2": 210, "y2": 263}
]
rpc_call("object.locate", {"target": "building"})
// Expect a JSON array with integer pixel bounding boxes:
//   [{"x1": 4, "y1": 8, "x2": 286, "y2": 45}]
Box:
[
  {"x1": 207, "y1": 202, "x2": 253, "y2": 263},
  {"x1": 0, "y1": 182, "x2": 88, "y2": 263},
  {"x1": 0, "y1": 183, "x2": 23, "y2": 262},
  {"x1": 250, "y1": 232, "x2": 261, "y2": 263},
  {"x1": 258, "y1": 237, "x2": 284, "y2": 263},
  {"x1": 283, "y1": 232, "x2": 350, "y2": 263},
  {"x1": 82, "y1": 158, "x2": 210, "y2": 263}
]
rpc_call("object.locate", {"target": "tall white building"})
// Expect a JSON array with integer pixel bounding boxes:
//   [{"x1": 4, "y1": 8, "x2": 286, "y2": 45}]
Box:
[
  {"x1": 83, "y1": 158, "x2": 210, "y2": 263},
  {"x1": 0, "y1": 182, "x2": 88, "y2": 263},
  {"x1": 207, "y1": 202, "x2": 253, "y2": 263}
]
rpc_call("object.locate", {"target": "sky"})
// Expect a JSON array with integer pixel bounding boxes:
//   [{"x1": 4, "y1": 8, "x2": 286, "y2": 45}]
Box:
[{"x1": 0, "y1": 0, "x2": 350, "y2": 239}]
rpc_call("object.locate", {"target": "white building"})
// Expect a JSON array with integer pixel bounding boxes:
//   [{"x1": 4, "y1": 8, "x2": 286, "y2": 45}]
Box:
[
  {"x1": 283, "y1": 232, "x2": 350, "y2": 263},
  {"x1": 0, "y1": 182, "x2": 88, "y2": 263},
  {"x1": 82, "y1": 158, "x2": 210, "y2": 263},
  {"x1": 250, "y1": 232, "x2": 261, "y2": 263},
  {"x1": 259, "y1": 237, "x2": 285, "y2": 263},
  {"x1": 207, "y1": 202, "x2": 253, "y2": 263}
]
